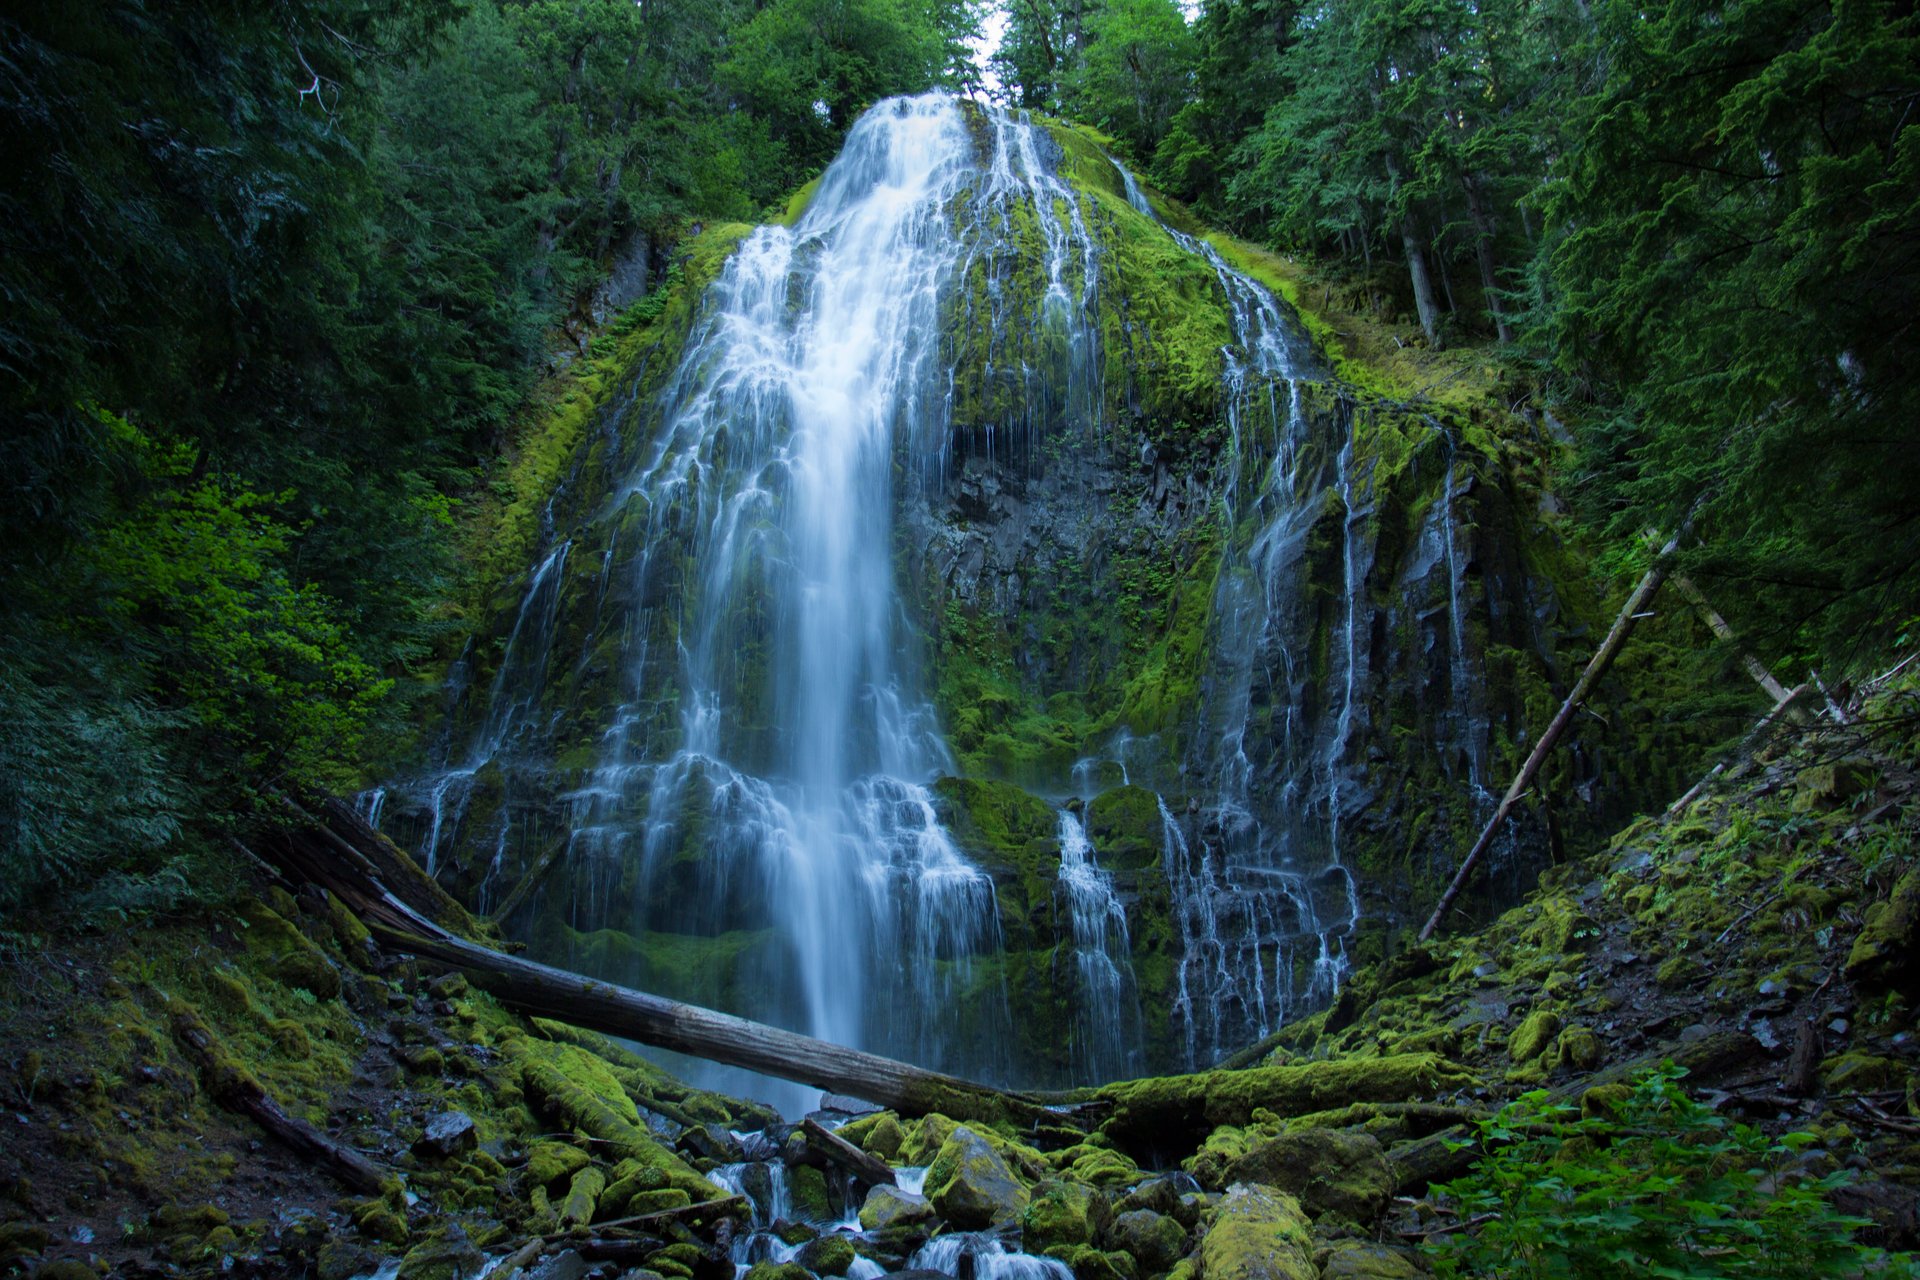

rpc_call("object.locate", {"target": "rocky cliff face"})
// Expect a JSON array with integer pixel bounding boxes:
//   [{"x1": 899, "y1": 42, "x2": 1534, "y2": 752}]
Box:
[{"x1": 368, "y1": 97, "x2": 1709, "y2": 1093}]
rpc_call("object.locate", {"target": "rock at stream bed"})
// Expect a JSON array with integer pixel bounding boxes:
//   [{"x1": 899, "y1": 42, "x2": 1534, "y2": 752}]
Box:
[
  {"x1": 926, "y1": 1126, "x2": 1030, "y2": 1228},
  {"x1": 1197, "y1": 1184, "x2": 1317, "y2": 1280}
]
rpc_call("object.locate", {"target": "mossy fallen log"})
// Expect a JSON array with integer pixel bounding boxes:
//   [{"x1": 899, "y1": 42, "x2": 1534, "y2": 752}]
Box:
[
  {"x1": 1090, "y1": 1053, "x2": 1479, "y2": 1155},
  {"x1": 382, "y1": 924, "x2": 1068, "y2": 1131}
]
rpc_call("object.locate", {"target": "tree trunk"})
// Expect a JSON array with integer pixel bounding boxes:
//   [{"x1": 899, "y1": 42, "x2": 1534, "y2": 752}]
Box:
[
  {"x1": 1461, "y1": 173, "x2": 1514, "y2": 344},
  {"x1": 1418, "y1": 532, "x2": 1680, "y2": 940},
  {"x1": 256, "y1": 811, "x2": 1070, "y2": 1131},
  {"x1": 1400, "y1": 222, "x2": 1446, "y2": 350},
  {"x1": 372, "y1": 924, "x2": 1063, "y2": 1130}
]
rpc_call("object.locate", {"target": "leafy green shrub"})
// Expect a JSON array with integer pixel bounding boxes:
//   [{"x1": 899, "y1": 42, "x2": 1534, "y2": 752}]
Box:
[{"x1": 1429, "y1": 1065, "x2": 1917, "y2": 1279}]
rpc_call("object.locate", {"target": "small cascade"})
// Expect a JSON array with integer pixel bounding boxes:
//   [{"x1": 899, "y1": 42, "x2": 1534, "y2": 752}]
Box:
[
  {"x1": 1054, "y1": 810, "x2": 1141, "y2": 1082},
  {"x1": 909, "y1": 1233, "x2": 1074, "y2": 1280}
]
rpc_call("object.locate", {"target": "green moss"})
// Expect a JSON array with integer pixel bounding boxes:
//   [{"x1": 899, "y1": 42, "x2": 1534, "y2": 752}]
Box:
[
  {"x1": 1084, "y1": 786, "x2": 1163, "y2": 871},
  {"x1": 1196, "y1": 1183, "x2": 1317, "y2": 1280},
  {"x1": 1508, "y1": 1010, "x2": 1561, "y2": 1064},
  {"x1": 1020, "y1": 1179, "x2": 1108, "y2": 1251},
  {"x1": 1095, "y1": 1053, "x2": 1478, "y2": 1151}
]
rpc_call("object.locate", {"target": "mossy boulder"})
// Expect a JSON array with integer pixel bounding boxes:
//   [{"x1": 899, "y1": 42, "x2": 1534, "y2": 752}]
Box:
[
  {"x1": 1222, "y1": 1128, "x2": 1392, "y2": 1221},
  {"x1": 238, "y1": 901, "x2": 340, "y2": 999},
  {"x1": 1195, "y1": 1183, "x2": 1316, "y2": 1280},
  {"x1": 1085, "y1": 786, "x2": 1164, "y2": 872},
  {"x1": 840, "y1": 1111, "x2": 906, "y2": 1161},
  {"x1": 1317, "y1": 1240, "x2": 1422, "y2": 1279},
  {"x1": 1044, "y1": 1243, "x2": 1138, "y2": 1280},
  {"x1": 1824, "y1": 1052, "x2": 1909, "y2": 1093},
  {"x1": 858, "y1": 1185, "x2": 937, "y2": 1231},
  {"x1": 1021, "y1": 1179, "x2": 1110, "y2": 1250},
  {"x1": 397, "y1": 1226, "x2": 485, "y2": 1280},
  {"x1": 927, "y1": 1125, "x2": 1031, "y2": 1228},
  {"x1": 796, "y1": 1234, "x2": 858, "y2": 1276},
  {"x1": 1845, "y1": 869, "x2": 1920, "y2": 995},
  {"x1": 1105, "y1": 1208, "x2": 1188, "y2": 1273},
  {"x1": 1552, "y1": 1025, "x2": 1603, "y2": 1072},
  {"x1": 744, "y1": 1264, "x2": 811, "y2": 1280},
  {"x1": 1508, "y1": 1010, "x2": 1561, "y2": 1064}
]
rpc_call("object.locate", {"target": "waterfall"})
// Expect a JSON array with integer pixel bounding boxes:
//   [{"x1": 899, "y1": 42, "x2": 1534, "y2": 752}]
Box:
[
  {"x1": 1055, "y1": 809, "x2": 1141, "y2": 1081},
  {"x1": 1111, "y1": 161, "x2": 1359, "y2": 1065}
]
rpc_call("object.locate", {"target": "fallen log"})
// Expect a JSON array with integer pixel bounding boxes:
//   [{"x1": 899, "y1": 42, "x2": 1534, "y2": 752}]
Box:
[
  {"x1": 164, "y1": 994, "x2": 391, "y2": 1197},
  {"x1": 802, "y1": 1116, "x2": 897, "y2": 1187},
  {"x1": 372, "y1": 921, "x2": 1062, "y2": 1131},
  {"x1": 255, "y1": 788, "x2": 1070, "y2": 1133},
  {"x1": 1420, "y1": 533, "x2": 1680, "y2": 941}
]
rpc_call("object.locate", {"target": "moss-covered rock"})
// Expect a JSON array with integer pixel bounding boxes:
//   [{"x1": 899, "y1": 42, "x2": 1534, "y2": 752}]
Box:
[
  {"x1": 927, "y1": 1125, "x2": 1031, "y2": 1228},
  {"x1": 1085, "y1": 786, "x2": 1164, "y2": 871},
  {"x1": 839, "y1": 1110, "x2": 906, "y2": 1161},
  {"x1": 1846, "y1": 868, "x2": 1920, "y2": 995},
  {"x1": 1021, "y1": 1179, "x2": 1110, "y2": 1251},
  {"x1": 1507, "y1": 1010, "x2": 1561, "y2": 1064},
  {"x1": 237, "y1": 901, "x2": 340, "y2": 1000},
  {"x1": 858, "y1": 1185, "x2": 937, "y2": 1231},
  {"x1": 1221, "y1": 1128, "x2": 1392, "y2": 1220},
  {"x1": 796, "y1": 1234, "x2": 859, "y2": 1276},
  {"x1": 525, "y1": 1139, "x2": 591, "y2": 1187},
  {"x1": 1194, "y1": 1183, "x2": 1316, "y2": 1280},
  {"x1": 1317, "y1": 1240, "x2": 1422, "y2": 1279},
  {"x1": 1105, "y1": 1208, "x2": 1188, "y2": 1273}
]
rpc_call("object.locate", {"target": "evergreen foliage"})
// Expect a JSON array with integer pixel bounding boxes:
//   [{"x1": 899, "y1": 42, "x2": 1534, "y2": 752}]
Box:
[{"x1": 0, "y1": 0, "x2": 971, "y2": 922}]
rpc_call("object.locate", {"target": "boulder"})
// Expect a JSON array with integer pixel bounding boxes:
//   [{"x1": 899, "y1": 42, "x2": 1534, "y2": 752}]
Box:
[
  {"x1": 1195, "y1": 1184, "x2": 1316, "y2": 1280},
  {"x1": 796, "y1": 1235, "x2": 859, "y2": 1276},
  {"x1": 1105, "y1": 1209, "x2": 1188, "y2": 1273},
  {"x1": 926, "y1": 1126, "x2": 1030, "y2": 1228},
  {"x1": 1222, "y1": 1130, "x2": 1393, "y2": 1222},
  {"x1": 1508, "y1": 1010, "x2": 1561, "y2": 1063},
  {"x1": 859, "y1": 1185, "x2": 938, "y2": 1232},
  {"x1": 1020, "y1": 1179, "x2": 1109, "y2": 1250},
  {"x1": 1317, "y1": 1240, "x2": 1422, "y2": 1279},
  {"x1": 1846, "y1": 869, "x2": 1920, "y2": 995},
  {"x1": 412, "y1": 1111, "x2": 477, "y2": 1160}
]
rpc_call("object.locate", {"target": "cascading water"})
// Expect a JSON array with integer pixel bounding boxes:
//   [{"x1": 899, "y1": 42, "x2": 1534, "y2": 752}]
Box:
[
  {"x1": 1054, "y1": 810, "x2": 1141, "y2": 1080},
  {"x1": 370, "y1": 92, "x2": 1517, "y2": 1096},
  {"x1": 1110, "y1": 161, "x2": 1361, "y2": 1065}
]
